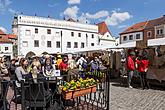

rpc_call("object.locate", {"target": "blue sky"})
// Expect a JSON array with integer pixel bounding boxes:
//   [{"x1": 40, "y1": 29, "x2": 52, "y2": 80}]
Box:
[{"x1": 0, "y1": 0, "x2": 165, "y2": 37}]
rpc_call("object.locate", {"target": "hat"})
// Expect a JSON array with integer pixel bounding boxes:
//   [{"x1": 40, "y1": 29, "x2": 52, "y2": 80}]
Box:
[
  {"x1": 129, "y1": 51, "x2": 135, "y2": 56},
  {"x1": 57, "y1": 55, "x2": 61, "y2": 58}
]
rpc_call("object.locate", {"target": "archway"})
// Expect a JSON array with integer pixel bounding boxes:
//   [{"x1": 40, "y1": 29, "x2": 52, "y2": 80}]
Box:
[
  {"x1": 25, "y1": 51, "x2": 36, "y2": 58},
  {"x1": 42, "y1": 51, "x2": 49, "y2": 55}
]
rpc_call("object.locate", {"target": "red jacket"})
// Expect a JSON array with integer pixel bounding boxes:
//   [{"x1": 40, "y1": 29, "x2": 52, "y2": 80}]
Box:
[
  {"x1": 59, "y1": 61, "x2": 68, "y2": 71},
  {"x1": 127, "y1": 56, "x2": 135, "y2": 71},
  {"x1": 136, "y1": 59, "x2": 149, "y2": 72}
]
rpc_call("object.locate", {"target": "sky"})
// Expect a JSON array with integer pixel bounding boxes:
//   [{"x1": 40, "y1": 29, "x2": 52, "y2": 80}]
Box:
[{"x1": 0, "y1": 0, "x2": 165, "y2": 37}]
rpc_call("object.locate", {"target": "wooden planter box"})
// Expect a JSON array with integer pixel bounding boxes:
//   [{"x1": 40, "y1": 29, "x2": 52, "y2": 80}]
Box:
[{"x1": 62, "y1": 85, "x2": 96, "y2": 100}]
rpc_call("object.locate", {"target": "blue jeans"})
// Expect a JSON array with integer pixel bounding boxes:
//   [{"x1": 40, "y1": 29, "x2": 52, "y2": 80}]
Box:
[{"x1": 127, "y1": 71, "x2": 134, "y2": 86}]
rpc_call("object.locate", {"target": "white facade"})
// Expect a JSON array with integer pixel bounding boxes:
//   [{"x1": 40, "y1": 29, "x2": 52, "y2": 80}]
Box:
[
  {"x1": 99, "y1": 32, "x2": 115, "y2": 46},
  {"x1": 0, "y1": 43, "x2": 13, "y2": 58},
  {"x1": 120, "y1": 32, "x2": 143, "y2": 44},
  {"x1": 13, "y1": 15, "x2": 99, "y2": 57}
]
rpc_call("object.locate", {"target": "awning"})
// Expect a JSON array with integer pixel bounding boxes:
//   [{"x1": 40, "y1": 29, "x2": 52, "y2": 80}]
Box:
[
  {"x1": 116, "y1": 41, "x2": 136, "y2": 48},
  {"x1": 148, "y1": 38, "x2": 165, "y2": 46}
]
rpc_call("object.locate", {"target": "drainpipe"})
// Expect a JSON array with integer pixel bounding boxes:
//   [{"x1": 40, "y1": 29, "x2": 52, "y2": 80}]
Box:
[{"x1": 61, "y1": 31, "x2": 62, "y2": 52}]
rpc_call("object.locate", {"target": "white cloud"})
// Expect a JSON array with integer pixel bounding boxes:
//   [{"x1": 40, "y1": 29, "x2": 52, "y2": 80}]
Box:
[
  {"x1": 48, "y1": 3, "x2": 58, "y2": 8},
  {"x1": 0, "y1": 0, "x2": 12, "y2": 13},
  {"x1": 68, "y1": 0, "x2": 80, "y2": 5},
  {"x1": 85, "y1": 10, "x2": 109, "y2": 19},
  {"x1": 117, "y1": 25, "x2": 128, "y2": 29},
  {"x1": 78, "y1": 13, "x2": 90, "y2": 23},
  {"x1": 0, "y1": 26, "x2": 7, "y2": 33},
  {"x1": 105, "y1": 11, "x2": 132, "y2": 26},
  {"x1": 8, "y1": 8, "x2": 19, "y2": 14},
  {"x1": 77, "y1": 10, "x2": 109, "y2": 23},
  {"x1": 63, "y1": 6, "x2": 79, "y2": 20}
]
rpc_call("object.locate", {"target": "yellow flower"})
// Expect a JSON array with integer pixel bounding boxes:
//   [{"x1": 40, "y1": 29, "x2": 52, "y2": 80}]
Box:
[{"x1": 63, "y1": 87, "x2": 67, "y2": 91}]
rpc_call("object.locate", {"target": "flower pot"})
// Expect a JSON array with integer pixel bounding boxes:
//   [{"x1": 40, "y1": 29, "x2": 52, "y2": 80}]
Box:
[
  {"x1": 62, "y1": 85, "x2": 97, "y2": 100},
  {"x1": 62, "y1": 90, "x2": 74, "y2": 100}
]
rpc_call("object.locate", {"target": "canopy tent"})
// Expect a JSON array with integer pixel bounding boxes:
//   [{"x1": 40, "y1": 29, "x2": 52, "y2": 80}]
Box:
[
  {"x1": 116, "y1": 41, "x2": 136, "y2": 48},
  {"x1": 62, "y1": 42, "x2": 136, "y2": 54},
  {"x1": 148, "y1": 37, "x2": 165, "y2": 46}
]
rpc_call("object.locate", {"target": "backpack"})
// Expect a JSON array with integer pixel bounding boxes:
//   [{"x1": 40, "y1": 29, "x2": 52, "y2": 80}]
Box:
[{"x1": 82, "y1": 61, "x2": 87, "y2": 69}]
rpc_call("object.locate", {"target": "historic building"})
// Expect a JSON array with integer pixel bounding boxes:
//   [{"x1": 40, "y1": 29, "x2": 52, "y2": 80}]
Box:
[
  {"x1": 0, "y1": 36, "x2": 13, "y2": 59},
  {"x1": 0, "y1": 29, "x2": 16, "y2": 59},
  {"x1": 120, "y1": 15, "x2": 165, "y2": 44},
  {"x1": 12, "y1": 15, "x2": 101, "y2": 57},
  {"x1": 97, "y1": 22, "x2": 116, "y2": 46}
]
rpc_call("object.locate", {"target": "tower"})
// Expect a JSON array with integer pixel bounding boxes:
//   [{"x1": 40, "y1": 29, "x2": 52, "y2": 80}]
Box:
[{"x1": 12, "y1": 15, "x2": 18, "y2": 35}]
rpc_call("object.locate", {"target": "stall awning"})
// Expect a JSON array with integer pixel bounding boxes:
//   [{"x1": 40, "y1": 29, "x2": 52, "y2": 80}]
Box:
[
  {"x1": 148, "y1": 38, "x2": 165, "y2": 46},
  {"x1": 116, "y1": 41, "x2": 136, "y2": 48}
]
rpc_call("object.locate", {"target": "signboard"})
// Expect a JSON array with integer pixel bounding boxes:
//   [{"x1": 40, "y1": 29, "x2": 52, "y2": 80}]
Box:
[{"x1": 136, "y1": 40, "x2": 148, "y2": 49}]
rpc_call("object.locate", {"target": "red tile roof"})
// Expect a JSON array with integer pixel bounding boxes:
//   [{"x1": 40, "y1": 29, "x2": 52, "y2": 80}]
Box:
[
  {"x1": 0, "y1": 36, "x2": 12, "y2": 43},
  {"x1": 120, "y1": 21, "x2": 148, "y2": 35},
  {"x1": 97, "y1": 22, "x2": 112, "y2": 35},
  {"x1": 0, "y1": 29, "x2": 6, "y2": 35},
  {"x1": 145, "y1": 16, "x2": 165, "y2": 29},
  {"x1": 120, "y1": 16, "x2": 165, "y2": 35},
  {"x1": 6, "y1": 34, "x2": 17, "y2": 39}
]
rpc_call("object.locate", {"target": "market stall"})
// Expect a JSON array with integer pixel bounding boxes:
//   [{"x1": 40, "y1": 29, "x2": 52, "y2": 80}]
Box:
[{"x1": 147, "y1": 38, "x2": 165, "y2": 82}]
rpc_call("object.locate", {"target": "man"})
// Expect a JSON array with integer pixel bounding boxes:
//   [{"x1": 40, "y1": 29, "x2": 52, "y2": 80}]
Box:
[
  {"x1": 76, "y1": 54, "x2": 87, "y2": 72},
  {"x1": 127, "y1": 51, "x2": 135, "y2": 88},
  {"x1": 8, "y1": 59, "x2": 17, "y2": 80}
]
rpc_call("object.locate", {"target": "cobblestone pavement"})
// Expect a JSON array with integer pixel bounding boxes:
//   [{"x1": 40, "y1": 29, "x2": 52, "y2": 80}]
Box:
[
  {"x1": 6, "y1": 79, "x2": 165, "y2": 110},
  {"x1": 110, "y1": 80, "x2": 165, "y2": 110}
]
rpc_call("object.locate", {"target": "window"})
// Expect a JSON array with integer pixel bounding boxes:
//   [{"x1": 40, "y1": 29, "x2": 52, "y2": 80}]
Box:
[
  {"x1": 157, "y1": 30, "x2": 160, "y2": 35},
  {"x1": 129, "y1": 35, "x2": 133, "y2": 40},
  {"x1": 5, "y1": 47, "x2": 8, "y2": 51},
  {"x1": 71, "y1": 32, "x2": 74, "y2": 37},
  {"x1": 81, "y1": 42, "x2": 85, "y2": 48},
  {"x1": 147, "y1": 31, "x2": 151, "y2": 37},
  {"x1": 160, "y1": 29, "x2": 163, "y2": 34},
  {"x1": 107, "y1": 35, "x2": 109, "y2": 37},
  {"x1": 47, "y1": 29, "x2": 51, "y2": 34},
  {"x1": 56, "y1": 41, "x2": 60, "y2": 48},
  {"x1": 123, "y1": 36, "x2": 127, "y2": 41},
  {"x1": 78, "y1": 33, "x2": 81, "y2": 37},
  {"x1": 25, "y1": 30, "x2": 31, "y2": 35},
  {"x1": 55, "y1": 32, "x2": 60, "y2": 36},
  {"x1": 67, "y1": 42, "x2": 71, "y2": 48},
  {"x1": 74, "y1": 42, "x2": 78, "y2": 48},
  {"x1": 91, "y1": 43, "x2": 94, "y2": 46},
  {"x1": 91, "y1": 34, "x2": 94, "y2": 38},
  {"x1": 22, "y1": 41, "x2": 28, "y2": 47},
  {"x1": 35, "y1": 28, "x2": 38, "y2": 34},
  {"x1": 136, "y1": 34, "x2": 140, "y2": 39},
  {"x1": 47, "y1": 41, "x2": 51, "y2": 47},
  {"x1": 34, "y1": 40, "x2": 39, "y2": 47}
]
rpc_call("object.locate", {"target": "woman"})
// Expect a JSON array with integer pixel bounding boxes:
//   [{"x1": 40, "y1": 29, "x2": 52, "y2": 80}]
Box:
[
  {"x1": 42, "y1": 58, "x2": 55, "y2": 78},
  {"x1": 42, "y1": 58, "x2": 56, "y2": 93},
  {"x1": 136, "y1": 55, "x2": 149, "y2": 89},
  {"x1": 15, "y1": 58, "x2": 31, "y2": 87},
  {"x1": 0, "y1": 57, "x2": 8, "y2": 76},
  {"x1": 127, "y1": 51, "x2": 136, "y2": 88},
  {"x1": 90, "y1": 57, "x2": 100, "y2": 72}
]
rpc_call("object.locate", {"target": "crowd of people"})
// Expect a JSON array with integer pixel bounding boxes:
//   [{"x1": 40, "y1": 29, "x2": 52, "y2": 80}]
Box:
[
  {"x1": 0, "y1": 53, "x2": 103, "y2": 92},
  {"x1": 0, "y1": 49, "x2": 151, "y2": 103}
]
